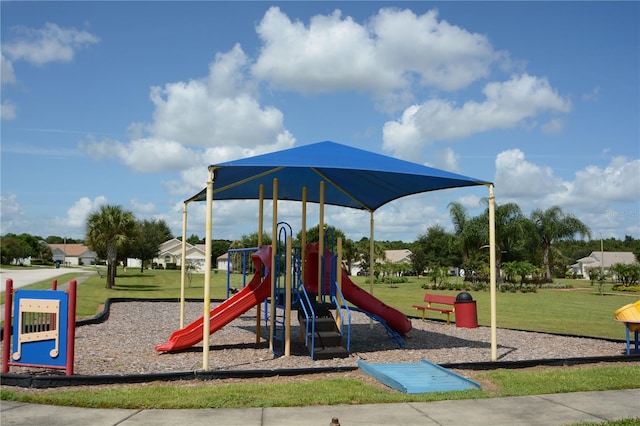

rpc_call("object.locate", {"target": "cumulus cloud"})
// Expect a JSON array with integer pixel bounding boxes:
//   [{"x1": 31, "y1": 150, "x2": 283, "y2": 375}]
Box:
[
  {"x1": 253, "y1": 7, "x2": 498, "y2": 102},
  {"x1": 428, "y1": 147, "x2": 460, "y2": 173},
  {"x1": 1, "y1": 54, "x2": 16, "y2": 85},
  {"x1": 494, "y1": 149, "x2": 564, "y2": 198},
  {"x1": 2, "y1": 22, "x2": 99, "y2": 65},
  {"x1": 383, "y1": 74, "x2": 572, "y2": 160},
  {"x1": 82, "y1": 44, "x2": 295, "y2": 179},
  {"x1": 494, "y1": 150, "x2": 640, "y2": 217},
  {"x1": 58, "y1": 196, "x2": 108, "y2": 229},
  {"x1": 572, "y1": 157, "x2": 640, "y2": 203},
  {"x1": 1, "y1": 101, "x2": 17, "y2": 121},
  {"x1": 0, "y1": 193, "x2": 26, "y2": 232},
  {"x1": 130, "y1": 198, "x2": 156, "y2": 216}
]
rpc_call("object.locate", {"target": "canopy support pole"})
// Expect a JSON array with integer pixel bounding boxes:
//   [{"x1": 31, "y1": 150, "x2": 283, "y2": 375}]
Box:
[
  {"x1": 269, "y1": 178, "x2": 278, "y2": 352},
  {"x1": 256, "y1": 185, "x2": 264, "y2": 344},
  {"x1": 488, "y1": 184, "x2": 497, "y2": 361},
  {"x1": 180, "y1": 202, "x2": 188, "y2": 329},
  {"x1": 369, "y1": 211, "x2": 374, "y2": 329},
  {"x1": 301, "y1": 187, "x2": 307, "y2": 283},
  {"x1": 318, "y1": 181, "x2": 325, "y2": 302},
  {"x1": 202, "y1": 167, "x2": 215, "y2": 370}
]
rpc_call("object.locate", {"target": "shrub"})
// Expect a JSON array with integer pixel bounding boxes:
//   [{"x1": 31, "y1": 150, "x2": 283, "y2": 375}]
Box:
[{"x1": 612, "y1": 284, "x2": 640, "y2": 293}]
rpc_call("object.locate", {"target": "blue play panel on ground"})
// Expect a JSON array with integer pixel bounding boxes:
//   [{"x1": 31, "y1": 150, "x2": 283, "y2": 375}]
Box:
[{"x1": 358, "y1": 359, "x2": 481, "y2": 394}]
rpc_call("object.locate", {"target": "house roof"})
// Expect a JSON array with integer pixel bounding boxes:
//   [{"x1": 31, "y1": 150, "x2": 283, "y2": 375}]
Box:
[
  {"x1": 574, "y1": 251, "x2": 637, "y2": 269},
  {"x1": 384, "y1": 249, "x2": 412, "y2": 264},
  {"x1": 158, "y1": 239, "x2": 206, "y2": 258},
  {"x1": 48, "y1": 243, "x2": 94, "y2": 257}
]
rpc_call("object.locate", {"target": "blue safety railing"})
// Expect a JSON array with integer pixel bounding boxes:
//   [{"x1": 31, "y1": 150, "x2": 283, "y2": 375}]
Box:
[{"x1": 331, "y1": 282, "x2": 351, "y2": 352}]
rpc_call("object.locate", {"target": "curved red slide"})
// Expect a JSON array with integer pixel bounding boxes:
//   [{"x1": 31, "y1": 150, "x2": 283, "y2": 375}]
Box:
[
  {"x1": 304, "y1": 243, "x2": 412, "y2": 335},
  {"x1": 155, "y1": 246, "x2": 272, "y2": 353},
  {"x1": 339, "y1": 269, "x2": 412, "y2": 335}
]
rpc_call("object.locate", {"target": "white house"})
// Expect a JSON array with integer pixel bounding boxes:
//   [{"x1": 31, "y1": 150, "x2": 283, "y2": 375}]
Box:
[
  {"x1": 350, "y1": 249, "x2": 413, "y2": 276},
  {"x1": 48, "y1": 243, "x2": 97, "y2": 266},
  {"x1": 153, "y1": 238, "x2": 207, "y2": 271},
  {"x1": 571, "y1": 251, "x2": 637, "y2": 279},
  {"x1": 217, "y1": 252, "x2": 231, "y2": 271}
]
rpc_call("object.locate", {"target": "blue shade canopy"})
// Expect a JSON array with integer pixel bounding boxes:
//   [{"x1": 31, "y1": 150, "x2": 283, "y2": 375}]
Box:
[{"x1": 187, "y1": 141, "x2": 491, "y2": 211}]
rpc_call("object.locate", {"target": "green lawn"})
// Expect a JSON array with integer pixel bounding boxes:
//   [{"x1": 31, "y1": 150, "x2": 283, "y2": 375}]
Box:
[
  {"x1": 4, "y1": 267, "x2": 637, "y2": 339},
  {"x1": 350, "y1": 276, "x2": 638, "y2": 340},
  {"x1": 2, "y1": 267, "x2": 639, "y2": 411}
]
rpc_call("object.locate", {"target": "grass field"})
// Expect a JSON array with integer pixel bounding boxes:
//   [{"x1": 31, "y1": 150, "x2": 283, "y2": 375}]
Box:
[
  {"x1": 1, "y1": 265, "x2": 639, "y2": 412},
  {"x1": 3, "y1": 266, "x2": 638, "y2": 339}
]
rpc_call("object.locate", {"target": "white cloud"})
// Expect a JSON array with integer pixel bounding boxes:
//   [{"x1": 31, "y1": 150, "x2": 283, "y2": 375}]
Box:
[
  {"x1": 494, "y1": 149, "x2": 564, "y2": 198},
  {"x1": 383, "y1": 74, "x2": 572, "y2": 160},
  {"x1": 2, "y1": 22, "x2": 99, "y2": 65},
  {"x1": 572, "y1": 157, "x2": 640, "y2": 203},
  {"x1": 0, "y1": 193, "x2": 26, "y2": 233},
  {"x1": 428, "y1": 147, "x2": 460, "y2": 173},
  {"x1": 1, "y1": 101, "x2": 17, "y2": 121},
  {"x1": 253, "y1": 7, "x2": 401, "y2": 94},
  {"x1": 58, "y1": 196, "x2": 108, "y2": 229},
  {"x1": 493, "y1": 150, "x2": 640, "y2": 230},
  {"x1": 371, "y1": 8, "x2": 496, "y2": 91},
  {"x1": 1, "y1": 54, "x2": 16, "y2": 84},
  {"x1": 82, "y1": 44, "x2": 295, "y2": 176},
  {"x1": 582, "y1": 86, "x2": 600, "y2": 102},
  {"x1": 252, "y1": 7, "x2": 498, "y2": 102},
  {"x1": 130, "y1": 198, "x2": 156, "y2": 216},
  {"x1": 541, "y1": 118, "x2": 564, "y2": 134}
]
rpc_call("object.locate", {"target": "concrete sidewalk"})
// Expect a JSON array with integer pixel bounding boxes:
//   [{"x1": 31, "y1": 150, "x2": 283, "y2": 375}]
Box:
[{"x1": 2, "y1": 389, "x2": 639, "y2": 425}]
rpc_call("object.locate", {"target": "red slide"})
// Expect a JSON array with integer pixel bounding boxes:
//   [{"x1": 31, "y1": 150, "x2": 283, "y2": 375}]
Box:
[
  {"x1": 339, "y1": 269, "x2": 412, "y2": 335},
  {"x1": 155, "y1": 246, "x2": 272, "y2": 353}
]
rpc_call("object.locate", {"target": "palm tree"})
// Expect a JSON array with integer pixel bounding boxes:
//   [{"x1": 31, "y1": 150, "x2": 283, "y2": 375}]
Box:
[
  {"x1": 86, "y1": 205, "x2": 137, "y2": 289},
  {"x1": 531, "y1": 206, "x2": 591, "y2": 280}
]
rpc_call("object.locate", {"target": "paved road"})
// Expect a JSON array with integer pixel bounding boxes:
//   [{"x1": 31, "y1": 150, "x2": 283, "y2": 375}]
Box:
[
  {"x1": 0, "y1": 267, "x2": 94, "y2": 320},
  {"x1": 0, "y1": 267, "x2": 79, "y2": 292}
]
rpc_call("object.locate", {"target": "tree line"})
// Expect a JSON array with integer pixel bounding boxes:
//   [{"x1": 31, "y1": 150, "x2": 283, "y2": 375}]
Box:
[{"x1": 2, "y1": 203, "x2": 638, "y2": 289}]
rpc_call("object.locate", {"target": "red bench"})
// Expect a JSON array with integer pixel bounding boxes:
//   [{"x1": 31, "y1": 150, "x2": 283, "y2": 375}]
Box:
[{"x1": 413, "y1": 294, "x2": 456, "y2": 324}]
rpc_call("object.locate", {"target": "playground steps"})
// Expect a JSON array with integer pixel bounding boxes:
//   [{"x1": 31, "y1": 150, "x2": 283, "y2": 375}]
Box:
[{"x1": 298, "y1": 309, "x2": 349, "y2": 360}]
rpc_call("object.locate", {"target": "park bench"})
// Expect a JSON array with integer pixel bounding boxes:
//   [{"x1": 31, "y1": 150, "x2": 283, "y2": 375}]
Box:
[
  {"x1": 96, "y1": 269, "x2": 105, "y2": 278},
  {"x1": 413, "y1": 294, "x2": 456, "y2": 324}
]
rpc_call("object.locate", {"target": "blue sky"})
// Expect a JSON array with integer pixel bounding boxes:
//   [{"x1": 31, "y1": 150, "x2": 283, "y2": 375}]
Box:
[{"x1": 1, "y1": 1, "x2": 639, "y2": 243}]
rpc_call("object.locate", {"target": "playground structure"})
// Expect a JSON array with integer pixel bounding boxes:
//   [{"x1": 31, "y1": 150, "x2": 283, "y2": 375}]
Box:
[
  {"x1": 2, "y1": 279, "x2": 77, "y2": 375},
  {"x1": 156, "y1": 141, "x2": 497, "y2": 368},
  {"x1": 156, "y1": 226, "x2": 413, "y2": 358},
  {"x1": 614, "y1": 300, "x2": 640, "y2": 355}
]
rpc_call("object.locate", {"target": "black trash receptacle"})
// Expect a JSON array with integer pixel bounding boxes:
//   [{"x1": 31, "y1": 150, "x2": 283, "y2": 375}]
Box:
[{"x1": 454, "y1": 292, "x2": 477, "y2": 328}]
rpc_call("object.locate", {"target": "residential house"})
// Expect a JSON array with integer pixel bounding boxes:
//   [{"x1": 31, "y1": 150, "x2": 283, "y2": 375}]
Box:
[
  {"x1": 350, "y1": 249, "x2": 413, "y2": 276},
  {"x1": 571, "y1": 251, "x2": 637, "y2": 279},
  {"x1": 217, "y1": 252, "x2": 231, "y2": 271},
  {"x1": 48, "y1": 243, "x2": 97, "y2": 266},
  {"x1": 153, "y1": 238, "x2": 207, "y2": 271}
]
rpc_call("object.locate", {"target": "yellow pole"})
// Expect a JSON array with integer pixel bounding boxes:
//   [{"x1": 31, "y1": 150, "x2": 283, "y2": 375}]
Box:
[
  {"x1": 256, "y1": 184, "x2": 264, "y2": 344},
  {"x1": 285, "y1": 236, "x2": 292, "y2": 356},
  {"x1": 300, "y1": 187, "x2": 307, "y2": 344},
  {"x1": 369, "y1": 211, "x2": 374, "y2": 296},
  {"x1": 336, "y1": 237, "x2": 343, "y2": 332},
  {"x1": 180, "y1": 202, "x2": 188, "y2": 329},
  {"x1": 269, "y1": 178, "x2": 278, "y2": 352},
  {"x1": 202, "y1": 167, "x2": 214, "y2": 370},
  {"x1": 369, "y1": 211, "x2": 374, "y2": 329},
  {"x1": 318, "y1": 181, "x2": 325, "y2": 302},
  {"x1": 488, "y1": 184, "x2": 497, "y2": 361},
  {"x1": 301, "y1": 187, "x2": 307, "y2": 281}
]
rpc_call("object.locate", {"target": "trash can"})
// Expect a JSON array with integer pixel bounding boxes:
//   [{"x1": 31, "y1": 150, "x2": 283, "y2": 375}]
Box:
[{"x1": 454, "y1": 292, "x2": 477, "y2": 328}]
